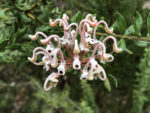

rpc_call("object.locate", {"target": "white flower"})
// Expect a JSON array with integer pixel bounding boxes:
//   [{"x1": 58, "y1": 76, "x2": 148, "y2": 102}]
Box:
[
  {"x1": 85, "y1": 37, "x2": 99, "y2": 45},
  {"x1": 29, "y1": 14, "x2": 122, "y2": 91},
  {"x1": 80, "y1": 70, "x2": 88, "y2": 80},
  {"x1": 50, "y1": 49, "x2": 59, "y2": 68},
  {"x1": 46, "y1": 45, "x2": 54, "y2": 54},
  {"x1": 79, "y1": 43, "x2": 89, "y2": 52},
  {"x1": 97, "y1": 50, "x2": 114, "y2": 63},
  {"x1": 73, "y1": 56, "x2": 81, "y2": 70},
  {"x1": 93, "y1": 64, "x2": 106, "y2": 81},
  {"x1": 57, "y1": 62, "x2": 65, "y2": 75},
  {"x1": 42, "y1": 56, "x2": 51, "y2": 71},
  {"x1": 59, "y1": 37, "x2": 67, "y2": 45},
  {"x1": 62, "y1": 14, "x2": 69, "y2": 21},
  {"x1": 87, "y1": 58, "x2": 98, "y2": 80}
]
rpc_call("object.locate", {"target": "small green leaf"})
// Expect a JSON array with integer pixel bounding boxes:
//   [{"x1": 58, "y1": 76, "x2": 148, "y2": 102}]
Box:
[
  {"x1": 135, "y1": 40, "x2": 150, "y2": 47},
  {"x1": 133, "y1": 11, "x2": 142, "y2": 36},
  {"x1": 124, "y1": 48, "x2": 133, "y2": 54},
  {"x1": 147, "y1": 13, "x2": 150, "y2": 36},
  {"x1": 112, "y1": 12, "x2": 126, "y2": 34},
  {"x1": 104, "y1": 78, "x2": 111, "y2": 92},
  {"x1": 0, "y1": 9, "x2": 9, "y2": 20},
  {"x1": 70, "y1": 11, "x2": 81, "y2": 22},
  {"x1": 108, "y1": 74, "x2": 118, "y2": 88},
  {"x1": 124, "y1": 25, "x2": 135, "y2": 35},
  {"x1": 118, "y1": 39, "x2": 133, "y2": 54},
  {"x1": 118, "y1": 39, "x2": 126, "y2": 50},
  {"x1": 0, "y1": 39, "x2": 9, "y2": 50},
  {"x1": 15, "y1": 3, "x2": 31, "y2": 11}
]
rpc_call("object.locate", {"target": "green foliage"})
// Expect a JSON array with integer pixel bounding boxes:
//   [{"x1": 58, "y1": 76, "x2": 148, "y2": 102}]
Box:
[
  {"x1": 113, "y1": 12, "x2": 126, "y2": 34},
  {"x1": 131, "y1": 47, "x2": 150, "y2": 113},
  {"x1": 147, "y1": 13, "x2": 150, "y2": 36},
  {"x1": 104, "y1": 77, "x2": 111, "y2": 92},
  {"x1": 133, "y1": 11, "x2": 143, "y2": 36}
]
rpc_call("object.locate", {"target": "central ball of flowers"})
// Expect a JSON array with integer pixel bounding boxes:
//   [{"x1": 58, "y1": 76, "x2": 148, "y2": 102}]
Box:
[{"x1": 28, "y1": 14, "x2": 122, "y2": 91}]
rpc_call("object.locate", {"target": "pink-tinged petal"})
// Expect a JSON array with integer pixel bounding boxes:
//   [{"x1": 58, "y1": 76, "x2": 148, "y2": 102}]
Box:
[
  {"x1": 102, "y1": 36, "x2": 122, "y2": 53},
  {"x1": 29, "y1": 32, "x2": 48, "y2": 41},
  {"x1": 40, "y1": 35, "x2": 61, "y2": 48},
  {"x1": 44, "y1": 73, "x2": 59, "y2": 91},
  {"x1": 93, "y1": 20, "x2": 113, "y2": 40}
]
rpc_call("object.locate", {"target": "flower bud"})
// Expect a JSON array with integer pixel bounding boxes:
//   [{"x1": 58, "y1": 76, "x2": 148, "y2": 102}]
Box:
[
  {"x1": 73, "y1": 39, "x2": 80, "y2": 54},
  {"x1": 113, "y1": 43, "x2": 122, "y2": 53},
  {"x1": 105, "y1": 27, "x2": 113, "y2": 34},
  {"x1": 29, "y1": 34, "x2": 38, "y2": 41},
  {"x1": 46, "y1": 45, "x2": 54, "y2": 54},
  {"x1": 63, "y1": 14, "x2": 69, "y2": 20}
]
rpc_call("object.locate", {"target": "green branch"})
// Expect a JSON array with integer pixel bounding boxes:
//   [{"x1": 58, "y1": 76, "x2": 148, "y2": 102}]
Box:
[{"x1": 96, "y1": 32, "x2": 150, "y2": 42}]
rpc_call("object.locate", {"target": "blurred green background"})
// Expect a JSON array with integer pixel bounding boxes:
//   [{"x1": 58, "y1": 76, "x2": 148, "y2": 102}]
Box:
[{"x1": 1, "y1": 0, "x2": 150, "y2": 113}]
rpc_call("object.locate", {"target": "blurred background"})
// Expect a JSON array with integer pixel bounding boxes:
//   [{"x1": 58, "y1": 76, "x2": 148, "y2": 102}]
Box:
[{"x1": 0, "y1": 0, "x2": 150, "y2": 113}]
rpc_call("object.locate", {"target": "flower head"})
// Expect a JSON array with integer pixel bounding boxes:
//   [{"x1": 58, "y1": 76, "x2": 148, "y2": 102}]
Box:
[{"x1": 28, "y1": 14, "x2": 122, "y2": 91}]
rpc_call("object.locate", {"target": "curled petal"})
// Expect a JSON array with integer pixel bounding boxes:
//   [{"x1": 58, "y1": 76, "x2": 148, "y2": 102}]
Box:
[
  {"x1": 79, "y1": 19, "x2": 97, "y2": 46},
  {"x1": 28, "y1": 47, "x2": 52, "y2": 64},
  {"x1": 64, "y1": 23, "x2": 78, "y2": 43},
  {"x1": 97, "y1": 69, "x2": 106, "y2": 81},
  {"x1": 84, "y1": 23, "x2": 92, "y2": 34},
  {"x1": 85, "y1": 14, "x2": 97, "y2": 22},
  {"x1": 44, "y1": 73, "x2": 59, "y2": 91},
  {"x1": 100, "y1": 54, "x2": 114, "y2": 63},
  {"x1": 113, "y1": 43, "x2": 122, "y2": 53},
  {"x1": 105, "y1": 27, "x2": 113, "y2": 34},
  {"x1": 102, "y1": 36, "x2": 122, "y2": 53},
  {"x1": 44, "y1": 82, "x2": 55, "y2": 91},
  {"x1": 93, "y1": 20, "x2": 113, "y2": 40},
  {"x1": 40, "y1": 35, "x2": 61, "y2": 48},
  {"x1": 92, "y1": 63, "x2": 107, "y2": 81},
  {"x1": 62, "y1": 14, "x2": 69, "y2": 21},
  {"x1": 29, "y1": 34, "x2": 38, "y2": 41},
  {"x1": 29, "y1": 32, "x2": 48, "y2": 41},
  {"x1": 49, "y1": 19, "x2": 66, "y2": 27},
  {"x1": 91, "y1": 42, "x2": 107, "y2": 59},
  {"x1": 28, "y1": 55, "x2": 37, "y2": 63},
  {"x1": 102, "y1": 54, "x2": 114, "y2": 62}
]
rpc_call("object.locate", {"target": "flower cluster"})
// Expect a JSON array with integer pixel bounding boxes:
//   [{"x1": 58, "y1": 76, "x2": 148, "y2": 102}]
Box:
[{"x1": 28, "y1": 14, "x2": 122, "y2": 91}]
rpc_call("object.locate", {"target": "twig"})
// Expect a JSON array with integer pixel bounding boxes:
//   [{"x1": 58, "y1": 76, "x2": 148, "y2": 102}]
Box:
[{"x1": 96, "y1": 32, "x2": 150, "y2": 42}]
